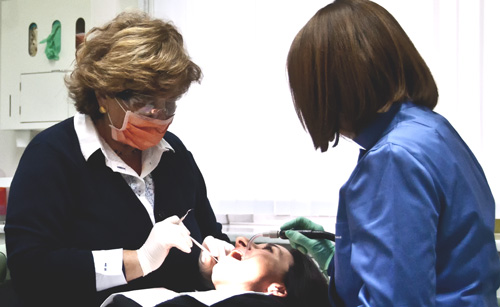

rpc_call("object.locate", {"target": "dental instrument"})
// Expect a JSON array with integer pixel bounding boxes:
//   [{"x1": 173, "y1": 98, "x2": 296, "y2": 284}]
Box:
[
  {"x1": 243, "y1": 233, "x2": 263, "y2": 257},
  {"x1": 262, "y1": 230, "x2": 336, "y2": 241},
  {"x1": 190, "y1": 236, "x2": 219, "y2": 263},
  {"x1": 177, "y1": 209, "x2": 219, "y2": 263},
  {"x1": 244, "y1": 229, "x2": 336, "y2": 256},
  {"x1": 180, "y1": 208, "x2": 193, "y2": 222}
]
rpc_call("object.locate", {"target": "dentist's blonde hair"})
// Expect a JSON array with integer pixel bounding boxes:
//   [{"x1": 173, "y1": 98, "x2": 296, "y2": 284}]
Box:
[{"x1": 66, "y1": 10, "x2": 202, "y2": 118}]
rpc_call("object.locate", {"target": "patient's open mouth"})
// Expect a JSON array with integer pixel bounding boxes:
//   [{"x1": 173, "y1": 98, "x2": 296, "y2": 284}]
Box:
[{"x1": 229, "y1": 249, "x2": 243, "y2": 261}]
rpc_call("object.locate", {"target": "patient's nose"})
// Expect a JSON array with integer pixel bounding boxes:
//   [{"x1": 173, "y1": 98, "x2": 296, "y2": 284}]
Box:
[{"x1": 235, "y1": 236, "x2": 249, "y2": 248}]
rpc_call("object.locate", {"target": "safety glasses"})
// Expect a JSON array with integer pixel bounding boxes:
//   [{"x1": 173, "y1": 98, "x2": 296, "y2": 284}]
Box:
[{"x1": 115, "y1": 91, "x2": 176, "y2": 120}]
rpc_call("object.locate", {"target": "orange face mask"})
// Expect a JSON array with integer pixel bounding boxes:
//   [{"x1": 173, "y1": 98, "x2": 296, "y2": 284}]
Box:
[{"x1": 109, "y1": 110, "x2": 173, "y2": 150}]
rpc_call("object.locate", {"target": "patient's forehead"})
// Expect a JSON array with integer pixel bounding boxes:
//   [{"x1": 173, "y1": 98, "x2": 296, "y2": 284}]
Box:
[
  {"x1": 262, "y1": 243, "x2": 293, "y2": 268},
  {"x1": 258, "y1": 242, "x2": 290, "y2": 256},
  {"x1": 275, "y1": 244, "x2": 291, "y2": 256}
]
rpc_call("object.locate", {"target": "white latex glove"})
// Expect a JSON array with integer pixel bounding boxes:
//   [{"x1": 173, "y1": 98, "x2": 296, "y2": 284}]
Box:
[
  {"x1": 198, "y1": 235, "x2": 234, "y2": 280},
  {"x1": 137, "y1": 215, "x2": 192, "y2": 276}
]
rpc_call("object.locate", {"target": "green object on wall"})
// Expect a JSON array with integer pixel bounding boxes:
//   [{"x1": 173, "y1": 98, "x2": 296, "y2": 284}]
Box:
[{"x1": 40, "y1": 21, "x2": 61, "y2": 60}]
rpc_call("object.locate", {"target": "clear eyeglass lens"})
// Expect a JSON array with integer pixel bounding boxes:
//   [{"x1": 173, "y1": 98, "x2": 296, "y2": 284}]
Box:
[
  {"x1": 127, "y1": 94, "x2": 154, "y2": 107},
  {"x1": 118, "y1": 93, "x2": 176, "y2": 120},
  {"x1": 135, "y1": 105, "x2": 172, "y2": 120}
]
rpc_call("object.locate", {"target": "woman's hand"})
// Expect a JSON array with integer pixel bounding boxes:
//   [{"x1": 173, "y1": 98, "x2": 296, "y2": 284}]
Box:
[
  {"x1": 198, "y1": 236, "x2": 234, "y2": 281},
  {"x1": 281, "y1": 217, "x2": 335, "y2": 272},
  {"x1": 136, "y1": 215, "x2": 192, "y2": 276}
]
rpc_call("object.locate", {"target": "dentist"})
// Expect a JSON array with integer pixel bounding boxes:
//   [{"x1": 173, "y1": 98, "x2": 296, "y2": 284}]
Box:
[{"x1": 6, "y1": 11, "x2": 231, "y2": 307}]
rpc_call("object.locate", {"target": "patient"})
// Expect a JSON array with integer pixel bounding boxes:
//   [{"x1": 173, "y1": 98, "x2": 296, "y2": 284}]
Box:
[{"x1": 103, "y1": 236, "x2": 330, "y2": 307}]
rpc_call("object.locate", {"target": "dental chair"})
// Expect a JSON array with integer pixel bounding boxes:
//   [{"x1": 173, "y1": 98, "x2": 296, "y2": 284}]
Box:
[
  {"x1": 0, "y1": 244, "x2": 7, "y2": 282},
  {"x1": 0, "y1": 244, "x2": 10, "y2": 287},
  {"x1": 1, "y1": 243, "x2": 499, "y2": 306},
  {"x1": 0, "y1": 243, "x2": 16, "y2": 307}
]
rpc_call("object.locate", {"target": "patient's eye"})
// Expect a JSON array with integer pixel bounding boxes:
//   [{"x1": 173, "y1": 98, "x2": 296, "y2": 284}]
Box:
[{"x1": 262, "y1": 244, "x2": 275, "y2": 253}]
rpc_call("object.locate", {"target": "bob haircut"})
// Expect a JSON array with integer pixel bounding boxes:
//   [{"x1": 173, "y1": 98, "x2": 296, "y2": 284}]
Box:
[
  {"x1": 283, "y1": 249, "x2": 330, "y2": 307},
  {"x1": 287, "y1": 0, "x2": 438, "y2": 151},
  {"x1": 66, "y1": 10, "x2": 202, "y2": 119}
]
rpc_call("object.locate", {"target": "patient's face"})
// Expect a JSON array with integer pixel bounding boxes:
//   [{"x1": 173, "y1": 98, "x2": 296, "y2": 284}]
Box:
[{"x1": 211, "y1": 236, "x2": 293, "y2": 292}]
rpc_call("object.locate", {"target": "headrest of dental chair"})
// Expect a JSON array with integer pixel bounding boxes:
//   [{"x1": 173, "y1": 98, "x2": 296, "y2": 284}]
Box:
[{"x1": 0, "y1": 244, "x2": 7, "y2": 283}]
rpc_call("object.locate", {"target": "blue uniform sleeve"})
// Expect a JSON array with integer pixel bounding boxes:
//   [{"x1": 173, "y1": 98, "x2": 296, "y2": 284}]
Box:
[{"x1": 345, "y1": 143, "x2": 440, "y2": 305}]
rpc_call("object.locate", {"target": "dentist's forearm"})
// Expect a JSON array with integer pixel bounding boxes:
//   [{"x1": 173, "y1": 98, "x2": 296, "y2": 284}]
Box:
[{"x1": 123, "y1": 249, "x2": 143, "y2": 282}]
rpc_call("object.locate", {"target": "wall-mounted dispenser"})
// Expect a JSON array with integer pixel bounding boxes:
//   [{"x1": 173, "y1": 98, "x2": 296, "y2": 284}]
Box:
[
  {"x1": 0, "y1": 0, "x2": 91, "y2": 130},
  {"x1": 28, "y1": 22, "x2": 37, "y2": 57}
]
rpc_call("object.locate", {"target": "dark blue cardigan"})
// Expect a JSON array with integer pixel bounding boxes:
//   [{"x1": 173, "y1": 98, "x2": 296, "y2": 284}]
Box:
[{"x1": 5, "y1": 117, "x2": 229, "y2": 307}]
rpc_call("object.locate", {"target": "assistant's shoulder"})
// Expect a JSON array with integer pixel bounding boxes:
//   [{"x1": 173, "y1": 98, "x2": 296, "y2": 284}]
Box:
[
  {"x1": 375, "y1": 105, "x2": 460, "y2": 162},
  {"x1": 389, "y1": 104, "x2": 457, "y2": 145}
]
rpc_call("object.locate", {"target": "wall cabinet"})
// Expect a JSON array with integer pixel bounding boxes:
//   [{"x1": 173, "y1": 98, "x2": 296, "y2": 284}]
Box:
[
  {"x1": 0, "y1": 0, "x2": 90, "y2": 130},
  {"x1": 0, "y1": 0, "x2": 145, "y2": 130},
  {"x1": 19, "y1": 71, "x2": 72, "y2": 124}
]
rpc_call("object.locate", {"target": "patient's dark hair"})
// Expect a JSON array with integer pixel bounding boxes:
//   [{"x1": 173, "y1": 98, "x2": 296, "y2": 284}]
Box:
[{"x1": 283, "y1": 249, "x2": 330, "y2": 307}]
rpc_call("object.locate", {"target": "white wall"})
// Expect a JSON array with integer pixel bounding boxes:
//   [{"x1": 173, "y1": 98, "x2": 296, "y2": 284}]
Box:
[
  {"x1": 153, "y1": 0, "x2": 359, "y2": 222},
  {"x1": 153, "y1": 0, "x2": 500, "y2": 219},
  {"x1": 0, "y1": 2, "x2": 23, "y2": 178}
]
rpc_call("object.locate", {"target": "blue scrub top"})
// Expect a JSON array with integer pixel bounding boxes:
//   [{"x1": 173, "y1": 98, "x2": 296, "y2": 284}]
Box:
[{"x1": 329, "y1": 102, "x2": 500, "y2": 306}]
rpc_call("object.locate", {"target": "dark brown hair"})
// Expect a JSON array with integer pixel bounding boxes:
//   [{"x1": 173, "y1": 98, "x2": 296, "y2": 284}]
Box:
[
  {"x1": 65, "y1": 10, "x2": 202, "y2": 118},
  {"x1": 287, "y1": 0, "x2": 438, "y2": 151},
  {"x1": 283, "y1": 249, "x2": 330, "y2": 307}
]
